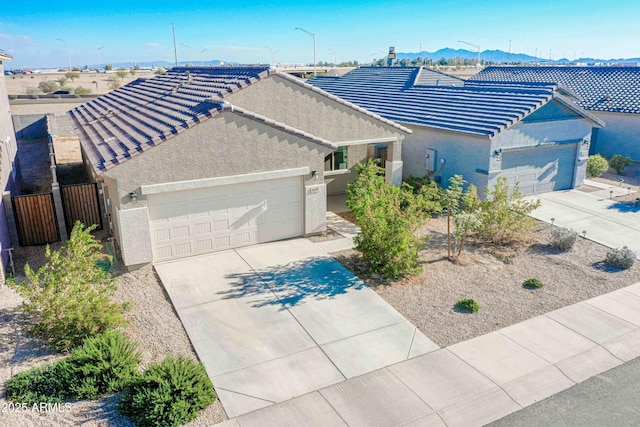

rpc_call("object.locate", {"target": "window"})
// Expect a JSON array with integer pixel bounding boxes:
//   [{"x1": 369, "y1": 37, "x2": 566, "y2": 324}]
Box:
[{"x1": 324, "y1": 146, "x2": 348, "y2": 171}]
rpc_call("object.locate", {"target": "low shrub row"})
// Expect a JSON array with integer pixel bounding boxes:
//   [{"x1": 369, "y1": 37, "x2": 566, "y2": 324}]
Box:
[{"x1": 5, "y1": 331, "x2": 215, "y2": 427}]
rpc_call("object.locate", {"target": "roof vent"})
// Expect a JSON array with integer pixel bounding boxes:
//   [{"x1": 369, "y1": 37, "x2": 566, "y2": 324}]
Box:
[{"x1": 186, "y1": 72, "x2": 193, "y2": 84}]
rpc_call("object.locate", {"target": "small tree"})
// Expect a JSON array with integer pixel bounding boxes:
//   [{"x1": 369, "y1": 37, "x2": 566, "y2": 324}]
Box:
[
  {"x1": 10, "y1": 222, "x2": 127, "y2": 352},
  {"x1": 108, "y1": 76, "x2": 122, "y2": 90},
  {"x1": 38, "y1": 80, "x2": 59, "y2": 93},
  {"x1": 105, "y1": 64, "x2": 113, "y2": 71},
  {"x1": 154, "y1": 68, "x2": 166, "y2": 75},
  {"x1": 347, "y1": 160, "x2": 430, "y2": 278},
  {"x1": 57, "y1": 76, "x2": 69, "y2": 87},
  {"x1": 116, "y1": 68, "x2": 128, "y2": 81},
  {"x1": 129, "y1": 69, "x2": 136, "y2": 78},
  {"x1": 609, "y1": 154, "x2": 633, "y2": 175},
  {"x1": 65, "y1": 71, "x2": 80, "y2": 82},
  {"x1": 447, "y1": 176, "x2": 481, "y2": 261},
  {"x1": 587, "y1": 154, "x2": 609, "y2": 177},
  {"x1": 477, "y1": 177, "x2": 541, "y2": 245}
]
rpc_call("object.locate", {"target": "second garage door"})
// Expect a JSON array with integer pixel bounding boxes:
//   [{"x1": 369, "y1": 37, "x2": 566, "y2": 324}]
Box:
[
  {"x1": 148, "y1": 176, "x2": 303, "y2": 262},
  {"x1": 500, "y1": 144, "x2": 577, "y2": 195}
]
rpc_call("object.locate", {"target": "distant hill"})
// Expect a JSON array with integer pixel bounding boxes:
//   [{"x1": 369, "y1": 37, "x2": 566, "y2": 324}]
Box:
[
  {"x1": 104, "y1": 59, "x2": 234, "y2": 69},
  {"x1": 395, "y1": 48, "x2": 640, "y2": 64}
]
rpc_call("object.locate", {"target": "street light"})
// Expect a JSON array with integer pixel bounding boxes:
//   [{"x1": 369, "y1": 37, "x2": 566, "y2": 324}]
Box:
[
  {"x1": 201, "y1": 48, "x2": 208, "y2": 66},
  {"x1": 57, "y1": 38, "x2": 71, "y2": 71},
  {"x1": 264, "y1": 46, "x2": 280, "y2": 66},
  {"x1": 295, "y1": 27, "x2": 316, "y2": 76},
  {"x1": 458, "y1": 40, "x2": 481, "y2": 66},
  {"x1": 328, "y1": 49, "x2": 337, "y2": 65},
  {"x1": 96, "y1": 46, "x2": 104, "y2": 69},
  {"x1": 181, "y1": 43, "x2": 191, "y2": 65}
]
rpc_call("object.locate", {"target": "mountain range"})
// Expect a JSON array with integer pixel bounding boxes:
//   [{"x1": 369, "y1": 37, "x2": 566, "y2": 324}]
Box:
[{"x1": 395, "y1": 48, "x2": 640, "y2": 64}]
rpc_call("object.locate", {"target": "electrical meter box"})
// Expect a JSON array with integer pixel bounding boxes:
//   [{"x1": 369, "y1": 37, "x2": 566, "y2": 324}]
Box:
[{"x1": 425, "y1": 148, "x2": 437, "y2": 172}]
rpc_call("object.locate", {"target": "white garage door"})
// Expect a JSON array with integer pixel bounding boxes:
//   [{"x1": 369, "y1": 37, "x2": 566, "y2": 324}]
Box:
[
  {"x1": 148, "y1": 176, "x2": 303, "y2": 262},
  {"x1": 500, "y1": 144, "x2": 577, "y2": 195}
]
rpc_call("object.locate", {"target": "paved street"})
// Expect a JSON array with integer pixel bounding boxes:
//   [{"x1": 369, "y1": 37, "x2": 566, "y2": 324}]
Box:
[{"x1": 488, "y1": 356, "x2": 640, "y2": 427}]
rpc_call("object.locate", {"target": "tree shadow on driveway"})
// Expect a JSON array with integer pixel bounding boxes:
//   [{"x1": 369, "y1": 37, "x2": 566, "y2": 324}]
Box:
[{"x1": 217, "y1": 257, "x2": 365, "y2": 309}]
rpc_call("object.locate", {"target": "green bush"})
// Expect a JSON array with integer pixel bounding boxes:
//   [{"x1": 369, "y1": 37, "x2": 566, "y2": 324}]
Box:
[
  {"x1": 609, "y1": 154, "x2": 633, "y2": 175},
  {"x1": 551, "y1": 227, "x2": 578, "y2": 251},
  {"x1": 455, "y1": 299, "x2": 480, "y2": 313},
  {"x1": 587, "y1": 154, "x2": 609, "y2": 177},
  {"x1": 347, "y1": 160, "x2": 439, "y2": 278},
  {"x1": 5, "y1": 330, "x2": 140, "y2": 404},
  {"x1": 73, "y1": 86, "x2": 92, "y2": 95},
  {"x1": 10, "y1": 222, "x2": 127, "y2": 352},
  {"x1": 5, "y1": 361, "x2": 71, "y2": 405},
  {"x1": 605, "y1": 247, "x2": 637, "y2": 269},
  {"x1": 66, "y1": 330, "x2": 141, "y2": 399},
  {"x1": 523, "y1": 278, "x2": 544, "y2": 289},
  {"x1": 477, "y1": 177, "x2": 541, "y2": 245},
  {"x1": 118, "y1": 356, "x2": 216, "y2": 427}
]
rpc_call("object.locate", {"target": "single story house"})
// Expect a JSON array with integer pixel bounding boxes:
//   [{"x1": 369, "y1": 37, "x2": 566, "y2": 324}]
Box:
[
  {"x1": 309, "y1": 67, "x2": 604, "y2": 195},
  {"x1": 0, "y1": 51, "x2": 19, "y2": 282},
  {"x1": 68, "y1": 66, "x2": 409, "y2": 267},
  {"x1": 471, "y1": 66, "x2": 640, "y2": 160}
]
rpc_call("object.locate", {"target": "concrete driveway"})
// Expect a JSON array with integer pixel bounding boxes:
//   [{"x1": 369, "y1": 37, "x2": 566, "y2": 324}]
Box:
[
  {"x1": 530, "y1": 189, "x2": 640, "y2": 254},
  {"x1": 154, "y1": 239, "x2": 438, "y2": 418}
]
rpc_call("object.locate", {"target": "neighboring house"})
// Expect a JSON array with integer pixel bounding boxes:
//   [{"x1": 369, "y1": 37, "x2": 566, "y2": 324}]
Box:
[
  {"x1": 68, "y1": 66, "x2": 408, "y2": 267},
  {"x1": 0, "y1": 51, "x2": 19, "y2": 282},
  {"x1": 471, "y1": 66, "x2": 640, "y2": 160},
  {"x1": 309, "y1": 67, "x2": 604, "y2": 195}
]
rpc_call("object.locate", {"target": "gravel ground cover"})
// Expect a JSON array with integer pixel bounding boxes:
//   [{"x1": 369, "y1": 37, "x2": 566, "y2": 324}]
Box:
[{"x1": 0, "y1": 243, "x2": 227, "y2": 427}]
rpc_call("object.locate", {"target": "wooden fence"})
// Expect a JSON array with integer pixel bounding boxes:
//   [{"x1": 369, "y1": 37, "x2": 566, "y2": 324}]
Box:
[
  {"x1": 12, "y1": 193, "x2": 60, "y2": 246},
  {"x1": 61, "y1": 183, "x2": 102, "y2": 231}
]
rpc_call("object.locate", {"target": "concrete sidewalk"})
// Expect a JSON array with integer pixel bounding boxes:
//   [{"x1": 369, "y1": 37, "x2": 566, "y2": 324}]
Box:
[
  {"x1": 530, "y1": 189, "x2": 640, "y2": 254},
  {"x1": 221, "y1": 282, "x2": 640, "y2": 427}
]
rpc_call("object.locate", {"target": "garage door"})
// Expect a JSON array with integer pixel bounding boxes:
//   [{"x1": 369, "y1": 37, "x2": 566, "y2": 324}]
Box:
[
  {"x1": 148, "y1": 176, "x2": 303, "y2": 262},
  {"x1": 500, "y1": 144, "x2": 577, "y2": 195}
]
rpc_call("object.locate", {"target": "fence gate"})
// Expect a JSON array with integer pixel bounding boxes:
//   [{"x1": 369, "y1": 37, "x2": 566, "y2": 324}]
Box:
[
  {"x1": 61, "y1": 183, "x2": 103, "y2": 231},
  {"x1": 12, "y1": 193, "x2": 60, "y2": 246}
]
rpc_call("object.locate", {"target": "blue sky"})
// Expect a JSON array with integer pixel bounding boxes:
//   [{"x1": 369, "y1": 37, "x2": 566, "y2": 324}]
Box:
[{"x1": 2, "y1": 0, "x2": 639, "y2": 68}]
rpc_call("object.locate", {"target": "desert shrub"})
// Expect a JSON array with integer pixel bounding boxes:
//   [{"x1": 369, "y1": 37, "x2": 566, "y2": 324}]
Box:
[
  {"x1": 38, "y1": 80, "x2": 59, "y2": 93},
  {"x1": 66, "y1": 330, "x2": 141, "y2": 399},
  {"x1": 5, "y1": 361, "x2": 71, "y2": 405},
  {"x1": 605, "y1": 247, "x2": 637, "y2": 269},
  {"x1": 5, "y1": 330, "x2": 140, "y2": 404},
  {"x1": 476, "y1": 177, "x2": 541, "y2": 245},
  {"x1": 10, "y1": 222, "x2": 127, "y2": 352},
  {"x1": 551, "y1": 227, "x2": 578, "y2": 251},
  {"x1": 118, "y1": 356, "x2": 216, "y2": 427},
  {"x1": 455, "y1": 299, "x2": 480, "y2": 313},
  {"x1": 73, "y1": 86, "x2": 91, "y2": 95},
  {"x1": 445, "y1": 175, "x2": 481, "y2": 260},
  {"x1": 587, "y1": 154, "x2": 609, "y2": 177},
  {"x1": 609, "y1": 154, "x2": 633, "y2": 175},
  {"x1": 523, "y1": 278, "x2": 544, "y2": 289},
  {"x1": 347, "y1": 160, "x2": 437, "y2": 278}
]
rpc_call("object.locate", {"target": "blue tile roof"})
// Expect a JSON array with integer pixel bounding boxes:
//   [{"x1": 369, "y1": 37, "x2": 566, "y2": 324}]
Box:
[
  {"x1": 471, "y1": 66, "x2": 640, "y2": 114},
  {"x1": 308, "y1": 67, "x2": 556, "y2": 136}
]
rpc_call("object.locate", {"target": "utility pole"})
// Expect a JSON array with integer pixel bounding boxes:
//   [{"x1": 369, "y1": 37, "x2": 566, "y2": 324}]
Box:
[
  {"x1": 295, "y1": 27, "x2": 316, "y2": 76},
  {"x1": 56, "y1": 38, "x2": 71, "y2": 71},
  {"x1": 172, "y1": 23, "x2": 178, "y2": 67},
  {"x1": 458, "y1": 40, "x2": 481, "y2": 66}
]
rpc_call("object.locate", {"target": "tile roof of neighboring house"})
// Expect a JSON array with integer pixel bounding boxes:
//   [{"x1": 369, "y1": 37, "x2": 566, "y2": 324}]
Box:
[
  {"x1": 471, "y1": 66, "x2": 640, "y2": 114},
  {"x1": 308, "y1": 66, "x2": 557, "y2": 136},
  {"x1": 69, "y1": 66, "x2": 405, "y2": 174},
  {"x1": 413, "y1": 68, "x2": 464, "y2": 87}
]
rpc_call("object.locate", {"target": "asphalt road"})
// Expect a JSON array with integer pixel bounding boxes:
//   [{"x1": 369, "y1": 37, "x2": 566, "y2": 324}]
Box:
[{"x1": 488, "y1": 356, "x2": 640, "y2": 427}]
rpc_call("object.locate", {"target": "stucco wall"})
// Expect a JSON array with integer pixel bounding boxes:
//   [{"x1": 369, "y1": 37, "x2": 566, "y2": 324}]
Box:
[
  {"x1": 0, "y1": 59, "x2": 19, "y2": 276},
  {"x1": 402, "y1": 126, "x2": 491, "y2": 190},
  {"x1": 590, "y1": 111, "x2": 640, "y2": 160},
  {"x1": 104, "y1": 112, "x2": 330, "y2": 208},
  {"x1": 225, "y1": 75, "x2": 405, "y2": 144}
]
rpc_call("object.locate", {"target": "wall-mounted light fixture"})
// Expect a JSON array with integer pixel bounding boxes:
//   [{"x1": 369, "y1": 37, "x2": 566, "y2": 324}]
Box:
[
  {"x1": 311, "y1": 170, "x2": 318, "y2": 180},
  {"x1": 494, "y1": 148, "x2": 502, "y2": 159},
  {"x1": 129, "y1": 191, "x2": 138, "y2": 203}
]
